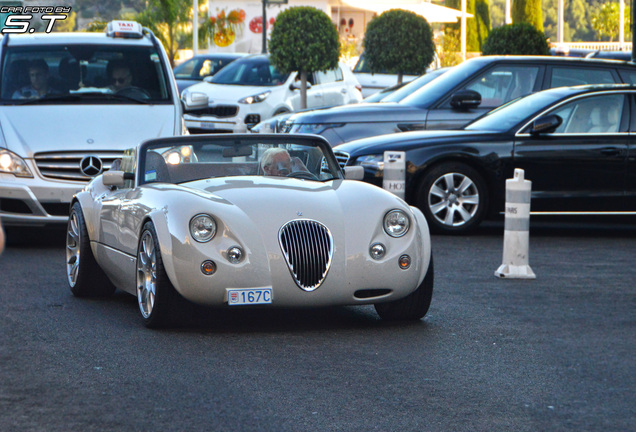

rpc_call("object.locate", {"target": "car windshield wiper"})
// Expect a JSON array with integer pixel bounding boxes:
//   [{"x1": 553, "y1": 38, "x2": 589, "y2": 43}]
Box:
[{"x1": 14, "y1": 91, "x2": 152, "y2": 105}]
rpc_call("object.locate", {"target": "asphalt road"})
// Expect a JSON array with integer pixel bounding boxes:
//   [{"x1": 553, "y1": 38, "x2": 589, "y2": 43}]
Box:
[{"x1": 0, "y1": 220, "x2": 634, "y2": 432}]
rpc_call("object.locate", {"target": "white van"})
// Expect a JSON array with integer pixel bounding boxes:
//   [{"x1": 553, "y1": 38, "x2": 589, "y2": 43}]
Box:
[{"x1": 0, "y1": 21, "x2": 184, "y2": 226}]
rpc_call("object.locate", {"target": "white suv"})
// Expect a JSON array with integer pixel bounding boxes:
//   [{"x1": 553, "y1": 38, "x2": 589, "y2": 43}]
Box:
[
  {"x1": 0, "y1": 21, "x2": 183, "y2": 227},
  {"x1": 181, "y1": 54, "x2": 362, "y2": 133}
]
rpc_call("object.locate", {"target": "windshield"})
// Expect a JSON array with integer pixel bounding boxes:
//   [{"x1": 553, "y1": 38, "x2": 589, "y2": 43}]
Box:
[
  {"x1": 210, "y1": 56, "x2": 289, "y2": 86},
  {"x1": 400, "y1": 59, "x2": 487, "y2": 109},
  {"x1": 138, "y1": 137, "x2": 342, "y2": 185},
  {"x1": 1, "y1": 44, "x2": 172, "y2": 104},
  {"x1": 464, "y1": 90, "x2": 567, "y2": 132},
  {"x1": 382, "y1": 67, "x2": 449, "y2": 103}
]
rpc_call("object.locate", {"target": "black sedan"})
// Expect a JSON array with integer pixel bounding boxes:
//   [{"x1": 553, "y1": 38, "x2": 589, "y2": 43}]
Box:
[
  {"x1": 334, "y1": 84, "x2": 636, "y2": 234},
  {"x1": 173, "y1": 53, "x2": 246, "y2": 95}
]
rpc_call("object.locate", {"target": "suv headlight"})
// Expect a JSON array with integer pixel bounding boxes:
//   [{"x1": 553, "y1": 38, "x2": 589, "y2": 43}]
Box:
[
  {"x1": 0, "y1": 149, "x2": 33, "y2": 177},
  {"x1": 288, "y1": 123, "x2": 344, "y2": 134},
  {"x1": 354, "y1": 154, "x2": 384, "y2": 171},
  {"x1": 239, "y1": 91, "x2": 271, "y2": 104},
  {"x1": 383, "y1": 209, "x2": 410, "y2": 238}
]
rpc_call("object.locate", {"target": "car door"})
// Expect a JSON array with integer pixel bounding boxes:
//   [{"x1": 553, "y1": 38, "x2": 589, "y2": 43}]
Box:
[
  {"x1": 426, "y1": 64, "x2": 543, "y2": 130},
  {"x1": 626, "y1": 94, "x2": 636, "y2": 210},
  {"x1": 512, "y1": 92, "x2": 630, "y2": 212},
  {"x1": 315, "y1": 67, "x2": 344, "y2": 106},
  {"x1": 288, "y1": 72, "x2": 324, "y2": 110}
]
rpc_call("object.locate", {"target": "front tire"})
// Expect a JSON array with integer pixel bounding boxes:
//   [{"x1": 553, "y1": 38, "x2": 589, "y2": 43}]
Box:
[
  {"x1": 417, "y1": 162, "x2": 488, "y2": 234},
  {"x1": 66, "y1": 202, "x2": 116, "y2": 297},
  {"x1": 136, "y1": 222, "x2": 182, "y2": 328},
  {"x1": 375, "y1": 257, "x2": 434, "y2": 321}
]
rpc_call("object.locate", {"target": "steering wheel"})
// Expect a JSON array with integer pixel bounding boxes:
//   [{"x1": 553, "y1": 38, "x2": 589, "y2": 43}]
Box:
[
  {"x1": 116, "y1": 86, "x2": 151, "y2": 100},
  {"x1": 287, "y1": 171, "x2": 319, "y2": 181}
]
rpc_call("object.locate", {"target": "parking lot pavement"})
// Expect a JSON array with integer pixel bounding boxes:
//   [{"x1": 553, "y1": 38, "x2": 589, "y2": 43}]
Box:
[{"x1": 0, "y1": 219, "x2": 634, "y2": 431}]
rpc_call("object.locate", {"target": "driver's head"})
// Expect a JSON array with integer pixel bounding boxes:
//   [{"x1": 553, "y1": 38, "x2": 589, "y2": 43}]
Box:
[
  {"x1": 110, "y1": 63, "x2": 132, "y2": 91},
  {"x1": 261, "y1": 148, "x2": 291, "y2": 176}
]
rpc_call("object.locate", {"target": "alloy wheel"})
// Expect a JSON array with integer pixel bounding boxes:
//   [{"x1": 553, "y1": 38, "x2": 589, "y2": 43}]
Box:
[
  {"x1": 428, "y1": 172, "x2": 480, "y2": 227},
  {"x1": 137, "y1": 231, "x2": 157, "y2": 319},
  {"x1": 66, "y1": 211, "x2": 80, "y2": 287}
]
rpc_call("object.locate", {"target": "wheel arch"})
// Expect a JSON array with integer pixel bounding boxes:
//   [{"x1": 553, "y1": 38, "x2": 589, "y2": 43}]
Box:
[{"x1": 138, "y1": 211, "x2": 181, "y2": 292}]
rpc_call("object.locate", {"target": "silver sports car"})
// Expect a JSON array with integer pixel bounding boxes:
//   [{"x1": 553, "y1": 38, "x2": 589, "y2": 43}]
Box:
[{"x1": 66, "y1": 134, "x2": 433, "y2": 327}]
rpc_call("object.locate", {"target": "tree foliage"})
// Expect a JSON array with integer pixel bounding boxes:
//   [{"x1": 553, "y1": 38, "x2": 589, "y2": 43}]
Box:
[
  {"x1": 591, "y1": 3, "x2": 632, "y2": 42},
  {"x1": 446, "y1": 0, "x2": 490, "y2": 52},
  {"x1": 363, "y1": 9, "x2": 435, "y2": 83},
  {"x1": 269, "y1": 7, "x2": 339, "y2": 109},
  {"x1": 134, "y1": 0, "x2": 191, "y2": 67},
  {"x1": 482, "y1": 22, "x2": 549, "y2": 55},
  {"x1": 512, "y1": 0, "x2": 544, "y2": 32}
]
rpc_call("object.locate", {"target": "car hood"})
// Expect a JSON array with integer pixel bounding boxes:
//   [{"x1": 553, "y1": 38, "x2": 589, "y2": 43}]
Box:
[
  {"x1": 183, "y1": 175, "x2": 407, "y2": 226},
  {"x1": 0, "y1": 105, "x2": 177, "y2": 156},
  {"x1": 185, "y1": 81, "x2": 280, "y2": 100},
  {"x1": 288, "y1": 102, "x2": 425, "y2": 124},
  {"x1": 334, "y1": 130, "x2": 497, "y2": 156}
]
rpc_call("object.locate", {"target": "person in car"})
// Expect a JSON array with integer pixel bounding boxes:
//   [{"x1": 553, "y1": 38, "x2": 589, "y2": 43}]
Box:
[
  {"x1": 260, "y1": 148, "x2": 309, "y2": 177},
  {"x1": 13, "y1": 59, "x2": 60, "y2": 99},
  {"x1": 109, "y1": 61, "x2": 134, "y2": 93}
]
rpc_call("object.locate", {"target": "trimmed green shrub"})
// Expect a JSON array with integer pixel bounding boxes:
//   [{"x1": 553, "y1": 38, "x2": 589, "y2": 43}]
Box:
[{"x1": 482, "y1": 23, "x2": 549, "y2": 55}]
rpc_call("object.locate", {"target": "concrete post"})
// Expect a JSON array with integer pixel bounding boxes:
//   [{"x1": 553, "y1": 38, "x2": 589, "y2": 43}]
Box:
[
  {"x1": 382, "y1": 151, "x2": 405, "y2": 200},
  {"x1": 495, "y1": 169, "x2": 536, "y2": 279}
]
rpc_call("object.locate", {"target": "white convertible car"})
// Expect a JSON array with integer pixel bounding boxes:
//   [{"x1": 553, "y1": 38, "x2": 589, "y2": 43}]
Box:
[{"x1": 66, "y1": 134, "x2": 433, "y2": 327}]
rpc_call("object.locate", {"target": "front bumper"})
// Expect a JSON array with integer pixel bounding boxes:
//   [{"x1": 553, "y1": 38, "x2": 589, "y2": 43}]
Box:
[
  {"x1": 0, "y1": 174, "x2": 85, "y2": 226},
  {"x1": 184, "y1": 104, "x2": 268, "y2": 134}
]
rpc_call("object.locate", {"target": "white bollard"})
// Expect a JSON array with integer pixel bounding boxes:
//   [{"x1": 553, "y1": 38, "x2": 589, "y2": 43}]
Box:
[
  {"x1": 382, "y1": 151, "x2": 405, "y2": 200},
  {"x1": 495, "y1": 168, "x2": 536, "y2": 279}
]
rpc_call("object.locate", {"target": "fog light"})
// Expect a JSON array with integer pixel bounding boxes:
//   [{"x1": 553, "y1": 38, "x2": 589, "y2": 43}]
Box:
[
  {"x1": 370, "y1": 243, "x2": 386, "y2": 260},
  {"x1": 201, "y1": 260, "x2": 216, "y2": 275},
  {"x1": 227, "y1": 246, "x2": 243, "y2": 264},
  {"x1": 398, "y1": 254, "x2": 411, "y2": 269}
]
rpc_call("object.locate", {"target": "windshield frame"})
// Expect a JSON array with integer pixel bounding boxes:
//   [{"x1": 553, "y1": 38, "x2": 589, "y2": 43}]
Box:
[{"x1": 136, "y1": 135, "x2": 343, "y2": 186}]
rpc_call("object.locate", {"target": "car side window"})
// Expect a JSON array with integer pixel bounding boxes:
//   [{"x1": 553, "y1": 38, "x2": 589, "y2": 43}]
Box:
[
  {"x1": 618, "y1": 69, "x2": 636, "y2": 84},
  {"x1": 550, "y1": 94, "x2": 625, "y2": 134},
  {"x1": 462, "y1": 65, "x2": 540, "y2": 108},
  {"x1": 315, "y1": 68, "x2": 341, "y2": 84},
  {"x1": 549, "y1": 67, "x2": 616, "y2": 88},
  {"x1": 120, "y1": 148, "x2": 136, "y2": 188}
]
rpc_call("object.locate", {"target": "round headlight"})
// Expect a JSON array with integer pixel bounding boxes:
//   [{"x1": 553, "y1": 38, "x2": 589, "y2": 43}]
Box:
[
  {"x1": 227, "y1": 246, "x2": 243, "y2": 264},
  {"x1": 370, "y1": 243, "x2": 386, "y2": 260},
  {"x1": 383, "y1": 209, "x2": 410, "y2": 238},
  {"x1": 190, "y1": 214, "x2": 217, "y2": 242}
]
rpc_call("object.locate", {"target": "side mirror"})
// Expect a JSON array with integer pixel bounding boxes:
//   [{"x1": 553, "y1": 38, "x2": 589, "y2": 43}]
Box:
[
  {"x1": 103, "y1": 171, "x2": 134, "y2": 187},
  {"x1": 450, "y1": 89, "x2": 481, "y2": 110},
  {"x1": 344, "y1": 166, "x2": 364, "y2": 180},
  {"x1": 182, "y1": 91, "x2": 209, "y2": 110},
  {"x1": 103, "y1": 170, "x2": 126, "y2": 187},
  {"x1": 290, "y1": 81, "x2": 311, "y2": 91},
  {"x1": 530, "y1": 114, "x2": 562, "y2": 135}
]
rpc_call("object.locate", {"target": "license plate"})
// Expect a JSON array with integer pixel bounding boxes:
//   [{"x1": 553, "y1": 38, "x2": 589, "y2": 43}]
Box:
[
  {"x1": 227, "y1": 288, "x2": 272, "y2": 306},
  {"x1": 200, "y1": 122, "x2": 215, "y2": 130}
]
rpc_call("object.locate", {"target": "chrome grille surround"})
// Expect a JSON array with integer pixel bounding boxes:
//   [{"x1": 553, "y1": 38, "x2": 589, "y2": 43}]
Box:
[
  {"x1": 34, "y1": 151, "x2": 123, "y2": 181},
  {"x1": 278, "y1": 219, "x2": 333, "y2": 292},
  {"x1": 333, "y1": 151, "x2": 350, "y2": 169}
]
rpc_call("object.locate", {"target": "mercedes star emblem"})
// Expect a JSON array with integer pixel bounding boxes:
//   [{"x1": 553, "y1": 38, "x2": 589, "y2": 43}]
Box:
[{"x1": 79, "y1": 155, "x2": 103, "y2": 177}]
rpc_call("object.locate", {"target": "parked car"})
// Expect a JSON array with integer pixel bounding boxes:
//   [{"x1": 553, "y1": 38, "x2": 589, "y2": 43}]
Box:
[
  {"x1": 352, "y1": 53, "x2": 418, "y2": 97},
  {"x1": 181, "y1": 54, "x2": 363, "y2": 133},
  {"x1": 334, "y1": 84, "x2": 636, "y2": 234},
  {"x1": 66, "y1": 134, "x2": 434, "y2": 327},
  {"x1": 585, "y1": 50, "x2": 633, "y2": 61},
  {"x1": 173, "y1": 52, "x2": 246, "y2": 95},
  {"x1": 0, "y1": 20, "x2": 183, "y2": 228},
  {"x1": 283, "y1": 55, "x2": 636, "y2": 146}
]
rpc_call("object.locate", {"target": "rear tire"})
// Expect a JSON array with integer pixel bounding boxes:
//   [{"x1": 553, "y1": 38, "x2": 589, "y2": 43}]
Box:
[
  {"x1": 417, "y1": 162, "x2": 488, "y2": 234},
  {"x1": 375, "y1": 256, "x2": 434, "y2": 321},
  {"x1": 66, "y1": 202, "x2": 116, "y2": 297}
]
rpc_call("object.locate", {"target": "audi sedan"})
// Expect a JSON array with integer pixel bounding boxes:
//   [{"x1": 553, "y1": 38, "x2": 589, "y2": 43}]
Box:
[{"x1": 334, "y1": 84, "x2": 636, "y2": 234}]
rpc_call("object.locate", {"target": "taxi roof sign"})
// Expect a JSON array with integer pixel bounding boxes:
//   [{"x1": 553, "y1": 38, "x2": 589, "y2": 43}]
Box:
[{"x1": 106, "y1": 21, "x2": 144, "y2": 39}]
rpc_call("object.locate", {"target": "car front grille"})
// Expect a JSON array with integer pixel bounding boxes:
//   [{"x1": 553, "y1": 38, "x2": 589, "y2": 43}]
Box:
[
  {"x1": 185, "y1": 105, "x2": 239, "y2": 118},
  {"x1": 34, "y1": 151, "x2": 123, "y2": 181},
  {"x1": 279, "y1": 219, "x2": 333, "y2": 292},
  {"x1": 333, "y1": 151, "x2": 350, "y2": 169}
]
